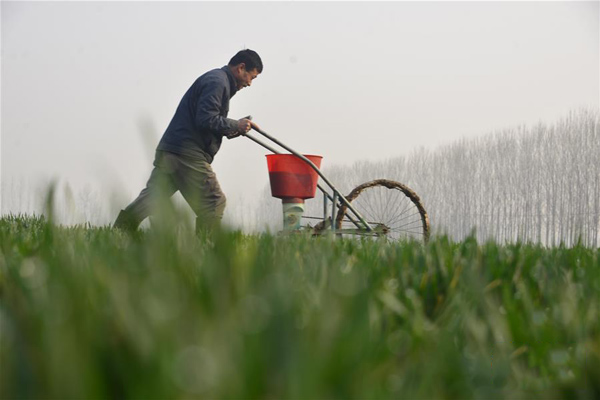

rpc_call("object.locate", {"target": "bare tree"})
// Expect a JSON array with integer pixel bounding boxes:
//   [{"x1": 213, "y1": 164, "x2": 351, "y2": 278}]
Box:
[{"x1": 254, "y1": 108, "x2": 600, "y2": 246}]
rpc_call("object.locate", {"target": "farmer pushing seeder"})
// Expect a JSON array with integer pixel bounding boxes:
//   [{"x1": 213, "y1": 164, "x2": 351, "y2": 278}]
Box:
[{"x1": 114, "y1": 49, "x2": 429, "y2": 241}]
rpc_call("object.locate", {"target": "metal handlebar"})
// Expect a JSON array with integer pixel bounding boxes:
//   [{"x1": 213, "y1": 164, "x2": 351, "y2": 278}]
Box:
[{"x1": 242, "y1": 125, "x2": 374, "y2": 232}]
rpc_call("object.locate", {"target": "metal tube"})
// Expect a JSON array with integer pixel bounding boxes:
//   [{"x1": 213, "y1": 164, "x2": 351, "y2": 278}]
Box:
[
  {"x1": 323, "y1": 191, "x2": 328, "y2": 221},
  {"x1": 242, "y1": 132, "x2": 281, "y2": 154},
  {"x1": 317, "y1": 183, "x2": 332, "y2": 200},
  {"x1": 251, "y1": 127, "x2": 373, "y2": 232},
  {"x1": 332, "y1": 191, "x2": 337, "y2": 234}
]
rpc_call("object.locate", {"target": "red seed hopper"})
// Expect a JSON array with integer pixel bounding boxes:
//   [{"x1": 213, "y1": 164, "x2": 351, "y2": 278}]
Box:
[{"x1": 266, "y1": 154, "x2": 322, "y2": 201}]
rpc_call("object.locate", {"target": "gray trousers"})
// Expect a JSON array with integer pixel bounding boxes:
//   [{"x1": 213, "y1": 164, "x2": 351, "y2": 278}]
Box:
[{"x1": 122, "y1": 150, "x2": 226, "y2": 230}]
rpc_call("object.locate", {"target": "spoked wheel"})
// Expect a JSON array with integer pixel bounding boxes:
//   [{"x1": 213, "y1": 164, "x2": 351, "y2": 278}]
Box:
[{"x1": 335, "y1": 179, "x2": 430, "y2": 241}]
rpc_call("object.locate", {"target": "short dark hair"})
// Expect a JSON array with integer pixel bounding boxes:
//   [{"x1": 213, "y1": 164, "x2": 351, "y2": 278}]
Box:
[{"x1": 228, "y1": 49, "x2": 263, "y2": 73}]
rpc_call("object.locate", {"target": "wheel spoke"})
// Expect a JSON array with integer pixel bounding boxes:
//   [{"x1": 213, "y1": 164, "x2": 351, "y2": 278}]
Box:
[
  {"x1": 353, "y1": 196, "x2": 377, "y2": 226},
  {"x1": 398, "y1": 216, "x2": 423, "y2": 229},
  {"x1": 390, "y1": 228, "x2": 425, "y2": 235},
  {"x1": 387, "y1": 194, "x2": 414, "y2": 227},
  {"x1": 387, "y1": 211, "x2": 423, "y2": 228},
  {"x1": 382, "y1": 190, "x2": 405, "y2": 224}
]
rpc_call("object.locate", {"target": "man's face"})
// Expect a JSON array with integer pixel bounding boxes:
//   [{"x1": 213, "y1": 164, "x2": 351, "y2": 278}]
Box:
[{"x1": 234, "y1": 64, "x2": 260, "y2": 90}]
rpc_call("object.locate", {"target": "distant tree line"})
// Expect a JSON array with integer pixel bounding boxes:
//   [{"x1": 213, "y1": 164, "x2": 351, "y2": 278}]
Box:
[
  {"x1": 257, "y1": 108, "x2": 599, "y2": 246},
  {"x1": 3, "y1": 108, "x2": 597, "y2": 246},
  {"x1": 1, "y1": 178, "x2": 112, "y2": 226}
]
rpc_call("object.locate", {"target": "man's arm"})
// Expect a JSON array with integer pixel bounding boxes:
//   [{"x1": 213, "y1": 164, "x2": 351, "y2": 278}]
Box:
[{"x1": 195, "y1": 78, "x2": 239, "y2": 135}]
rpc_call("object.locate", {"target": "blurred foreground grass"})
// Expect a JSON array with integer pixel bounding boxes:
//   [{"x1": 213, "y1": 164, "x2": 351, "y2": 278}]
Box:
[{"x1": 1, "y1": 214, "x2": 599, "y2": 399}]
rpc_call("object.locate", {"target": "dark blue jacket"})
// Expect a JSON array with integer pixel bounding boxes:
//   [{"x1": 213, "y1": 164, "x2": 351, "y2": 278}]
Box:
[{"x1": 157, "y1": 66, "x2": 239, "y2": 163}]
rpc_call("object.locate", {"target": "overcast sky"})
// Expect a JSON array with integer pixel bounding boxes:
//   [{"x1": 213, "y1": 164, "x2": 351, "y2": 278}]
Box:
[{"x1": 1, "y1": 1, "x2": 598, "y2": 225}]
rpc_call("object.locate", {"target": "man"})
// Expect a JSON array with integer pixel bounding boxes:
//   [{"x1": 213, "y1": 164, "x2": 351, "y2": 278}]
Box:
[{"x1": 113, "y1": 49, "x2": 262, "y2": 233}]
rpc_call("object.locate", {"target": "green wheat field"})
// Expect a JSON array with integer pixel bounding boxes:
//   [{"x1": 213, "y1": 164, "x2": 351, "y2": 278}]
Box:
[{"x1": 1, "y1": 214, "x2": 599, "y2": 399}]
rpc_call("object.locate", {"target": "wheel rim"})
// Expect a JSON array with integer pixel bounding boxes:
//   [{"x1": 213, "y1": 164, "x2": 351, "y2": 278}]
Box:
[{"x1": 335, "y1": 179, "x2": 430, "y2": 241}]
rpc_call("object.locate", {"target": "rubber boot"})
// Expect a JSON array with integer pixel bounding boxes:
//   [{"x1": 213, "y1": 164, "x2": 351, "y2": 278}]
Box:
[{"x1": 113, "y1": 209, "x2": 141, "y2": 232}]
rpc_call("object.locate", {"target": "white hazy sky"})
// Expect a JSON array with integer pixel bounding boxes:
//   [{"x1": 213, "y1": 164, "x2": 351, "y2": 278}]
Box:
[{"x1": 1, "y1": 1, "x2": 598, "y2": 225}]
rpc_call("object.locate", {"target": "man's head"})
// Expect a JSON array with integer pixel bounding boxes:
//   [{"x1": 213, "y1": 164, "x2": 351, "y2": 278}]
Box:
[{"x1": 228, "y1": 49, "x2": 263, "y2": 90}]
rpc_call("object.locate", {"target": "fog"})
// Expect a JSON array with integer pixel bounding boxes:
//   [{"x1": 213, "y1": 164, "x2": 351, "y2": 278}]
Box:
[
  {"x1": 1, "y1": 1, "x2": 598, "y2": 232},
  {"x1": 255, "y1": 108, "x2": 599, "y2": 245}
]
